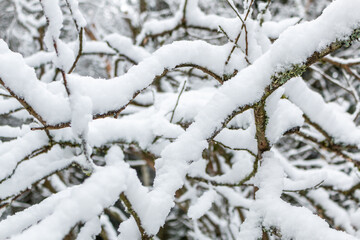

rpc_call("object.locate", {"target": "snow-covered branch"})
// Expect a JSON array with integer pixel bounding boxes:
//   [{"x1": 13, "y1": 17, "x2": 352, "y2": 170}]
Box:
[{"x1": 1, "y1": 0, "x2": 360, "y2": 239}]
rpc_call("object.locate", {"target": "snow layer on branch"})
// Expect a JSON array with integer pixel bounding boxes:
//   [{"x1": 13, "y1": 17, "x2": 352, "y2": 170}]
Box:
[
  {"x1": 0, "y1": 24, "x2": 290, "y2": 128},
  {"x1": 0, "y1": 98, "x2": 22, "y2": 115},
  {"x1": 136, "y1": 0, "x2": 298, "y2": 64},
  {"x1": 100, "y1": 215, "x2": 118, "y2": 240},
  {"x1": 67, "y1": 40, "x2": 229, "y2": 116},
  {"x1": 275, "y1": 148, "x2": 359, "y2": 191},
  {"x1": 0, "y1": 126, "x2": 22, "y2": 139},
  {"x1": 238, "y1": 152, "x2": 357, "y2": 240},
  {"x1": 53, "y1": 41, "x2": 75, "y2": 72},
  {"x1": 25, "y1": 51, "x2": 55, "y2": 68},
  {"x1": 215, "y1": 187, "x2": 252, "y2": 209},
  {"x1": 1, "y1": 39, "x2": 229, "y2": 126},
  {"x1": 308, "y1": 189, "x2": 355, "y2": 234},
  {"x1": 105, "y1": 34, "x2": 150, "y2": 63},
  {"x1": 83, "y1": 41, "x2": 116, "y2": 55},
  {"x1": 188, "y1": 190, "x2": 217, "y2": 220},
  {"x1": 0, "y1": 147, "x2": 129, "y2": 240},
  {"x1": 136, "y1": 11, "x2": 182, "y2": 44},
  {"x1": 51, "y1": 111, "x2": 184, "y2": 153},
  {"x1": 325, "y1": 55, "x2": 360, "y2": 66},
  {"x1": 0, "y1": 1, "x2": 358, "y2": 239},
  {"x1": 156, "y1": 88, "x2": 217, "y2": 123},
  {"x1": 1, "y1": 0, "x2": 360, "y2": 236},
  {"x1": 261, "y1": 18, "x2": 300, "y2": 39},
  {"x1": 76, "y1": 217, "x2": 101, "y2": 240},
  {"x1": 0, "y1": 146, "x2": 75, "y2": 199},
  {"x1": 40, "y1": 0, "x2": 62, "y2": 51},
  {"x1": 186, "y1": 0, "x2": 238, "y2": 33},
  {"x1": 40, "y1": 0, "x2": 75, "y2": 71},
  {"x1": 65, "y1": 0, "x2": 87, "y2": 28},
  {"x1": 118, "y1": 217, "x2": 141, "y2": 240},
  {"x1": 118, "y1": 168, "x2": 150, "y2": 239},
  {"x1": 70, "y1": 93, "x2": 92, "y2": 137},
  {"x1": 283, "y1": 175, "x2": 326, "y2": 192},
  {"x1": 137, "y1": 0, "x2": 360, "y2": 235},
  {"x1": 185, "y1": 0, "x2": 270, "y2": 63},
  {"x1": 214, "y1": 122, "x2": 257, "y2": 154},
  {"x1": 265, "y1": 87, "x2": 304, "y2": 144},
  {"x1": 0, "y1": 40, "x2": 71, "y2": 125},
  {"x1": 188, "y1": 151, "x2": 254, "y2": 185},
  {"x1": 285, "y1": 77, "x2": 360, "y2": 146},
  {"x1": 0, "y1": 131, "x2": 48, "y2": 182},
  {"x1": 24, "y1": 40, "x2": 116, "y2": 68}
]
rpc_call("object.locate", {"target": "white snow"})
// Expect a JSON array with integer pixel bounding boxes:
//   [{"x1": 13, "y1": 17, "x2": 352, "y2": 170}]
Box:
[
  {"x1": 285, "y1": 77, "x2": 360, "y2": 146},
  {"x1": 0, "y1": 146, "x2": 130, "y2": 240},
  {"x1": 238, "y1": 151, "x2": 357, "y2": 240},
  {"x1": 141, "y1": 0, "x2": 360, "y2": 235},
  {"x1": 1, "y1": 0, "x2": 360, "y2": 239},
  {"x1": 188, "y1": 190, "x2": 217, "y2": 220},
  {"x1": 265, "y1": 87, "x2": 304, "y2": 144}
]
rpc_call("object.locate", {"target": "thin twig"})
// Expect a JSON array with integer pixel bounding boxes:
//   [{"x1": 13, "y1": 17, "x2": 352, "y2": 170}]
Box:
[
  {"x1": 170, "y1": 80, "x2": 186, "y2": 123},
  {"x1": 225, "y1": 0, "x2": 254, "y2": 65},
  {"x1": 68, "y1": 27, "x2": 84, "y2": 74}
]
